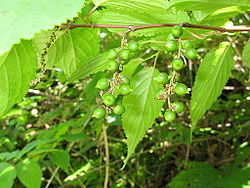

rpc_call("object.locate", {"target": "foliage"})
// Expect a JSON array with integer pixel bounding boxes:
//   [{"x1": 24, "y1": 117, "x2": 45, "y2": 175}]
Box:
[
  {"x1": 190, "y1": 42, "x2": 234, "y2": 127},
  {"x1": 0, "y1": 0, "x2": 85, "y2": 54},
  {"x1": 0, "y1": 0, "x2": 250, "y2": 187},
  {"x1": 169, "y1": 146, "x2": 250, "y2": 188}
]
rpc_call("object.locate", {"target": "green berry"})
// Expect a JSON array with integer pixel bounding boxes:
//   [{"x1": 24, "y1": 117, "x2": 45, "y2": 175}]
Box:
[
  {"x1": 171, "y1": 26, "x2": 183, "y2": 38},
  {"x1": 108, "y1": 49, "x2": 117, "y2": 60},
  {"x1": 175, "y1": 76, "x2": 181, "y2": 82},
  {"x1": 128, "y1": 41, "x2": 139, "y2": 52},
  {"x1": 174, "y1": 83, "x2": 188, "y2": 95},
  {"x1": 182, "y1": 40, "x2": 194, "y2": 49},
  {"x1": 165, "y1": 40, "x2": 178, "y2": 52},
  {"x1": 172, "y1": 101, "x2": 185, "y2": 113},
  {"x1": 102, "y1": 94, "x2": 115, "y2": 106},
  {"x1": 185, "y1": 48, "x2": 198, "y2": 60},
  {"x1": 118, "y1": 84, "x2": 133, "y2": 95},
  {"x1": 107, "y1": 60, "x2": 119, "y2": 72},
  {"x1": 119, "y1": 49, "x2": 130, "y2": 61},
  {"x1": 93, "y1": 108, "x2": 106, "y2": 119},
  {"x1": 113, "y1": 104, "x2": 125, "y2": 115},
  {"x1": 120, "y1": 75, "x2": 130, "y2": 84},
  {"x1": 164, "y1": 110, "x2": 176, "y2": 122},
  {"x1": 96, "y1": 78, "x2": 109, "y2": 90},
  {"x1": 154, "y1": 72, "x2": 169, "y2": 84},
  {"x1": 172, "y1": 59, "x2": 185, "y2": 71}
]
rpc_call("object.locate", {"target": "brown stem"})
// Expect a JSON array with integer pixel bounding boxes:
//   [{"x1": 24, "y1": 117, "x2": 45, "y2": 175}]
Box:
[
  {"x1": 69, "y1": 23, "x2": 250, "y2": 32},
  {"x1": 103, "y1": 124, "x2": 110, "y2": 188}
]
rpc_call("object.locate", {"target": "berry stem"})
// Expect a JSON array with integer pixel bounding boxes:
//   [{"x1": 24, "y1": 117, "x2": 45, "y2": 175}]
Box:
[
  {"x1": 121, "y1": 30, "x2": 131, "y2": 47},
  {"x1": 144, "y1": 52, "x2": 160, "y2": 61},
  {"x1": 166, "y1": 73, "x2": 175, "y2": 109}
]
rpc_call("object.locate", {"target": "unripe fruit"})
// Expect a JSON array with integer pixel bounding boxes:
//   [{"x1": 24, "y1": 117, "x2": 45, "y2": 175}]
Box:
[
  {"x1": 120, "y1": 75, "x2": 130, "y2": 84},
  {"x1": 175, "y1": 76, "x2": 181, "y2": 82},
  {"x1": 165, "y1": 40, "x2": 178, "y2": 52},
  {"x1": 96, "y1": 78, "x2": 109, "y2": 90},
  {"x1": 128, "y1": 41, "x2": 139, "y2": 52},
  {"x1": 102, "y1": 94, "x2": 115, "y2": 106},
  {"x1": 118, "y1": 84, "x2": 133, "y2": 95},
  {"x1": 154, "y1": 72, "x2": 169, "y2": 84},
  {"x1": 164, "y1": 110, "x2": 176, "y2": 122},
  {"x1": 174, "y1": 83, "x2": 188, "y2": 95},
  {"x1": 113, "y1": 104, "x2": 125, "y2": 115},
  {"x1": 185, "y1": 48, "x2": 198, "y2": 59},
  {"x1": 182, "y1": 40, "x2": 194, "y2": 49},
  {"x1": 107, "y1": 60, "x2": 119, "y2": 72},
  {"x1": 93, "y1": 108, "x2": 106, "y2": 119},
  {"x1": 172, "y1": 101, "x2": 185, "y2": 113},
  {"x1": 172, "y1": 59, "x2": 185, "y2": 71},
  {"x1": 171, "y1": 26, "x2": 183, "y2": 38},
  {"x1": 108, "y1": 49, "x2": 117, "y2": 60},
  {"x1": 119, "y1": 49, "x2": 130, "y2": 61}
]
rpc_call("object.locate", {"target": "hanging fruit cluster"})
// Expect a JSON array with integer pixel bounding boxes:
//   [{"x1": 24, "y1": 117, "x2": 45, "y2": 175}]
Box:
[
  {"x1": 92, "y1": 41, "x2": 139, "y2": 119},
  {"x1": 93, "y1": 25, "x2": 198, "y2": 123},
  {"x1": 155, "y1": 25, "x2": 198, "y2": 122}
]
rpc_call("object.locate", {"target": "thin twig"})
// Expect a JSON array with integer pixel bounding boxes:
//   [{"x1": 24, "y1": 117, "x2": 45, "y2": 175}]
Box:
[
  {"x1": 103, "y1": 124, "x2": 110, "y2": 188},
  {"x1": 167, "y1": 73, "x2": 176, "y2": 109},
  {"x1": 47, "y1": 167, "x2": 64, "y2": 188},
  {"x1": 69, "y1": 23, "x2": 250, "y2": 32},
  {"x1": 45, "y1": 167, "x2": 60, "y2": 188}
]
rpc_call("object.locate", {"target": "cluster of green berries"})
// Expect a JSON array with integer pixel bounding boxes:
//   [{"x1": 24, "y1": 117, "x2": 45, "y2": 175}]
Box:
[
  {"x1": 155, "y1": 26, "x2": 197, "y2": 122},
  {"x1": 154, "y1": 72, "x2": 188, "y2": 122},
  {"x1": 92, "y1": 41, "x2": 140, "y2": 119},
  {"x1": 165, "y1": 25, "x2": 198, "y2": 60}
]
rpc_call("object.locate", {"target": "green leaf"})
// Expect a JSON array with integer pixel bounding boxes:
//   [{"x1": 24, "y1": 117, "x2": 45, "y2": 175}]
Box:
[
  {"x1": 0, "y1": 40, "x2": 37, "y2": 117},
  {"x1": 62, "y1": 133, "x2": 90, "y2": 142},
  {"x1": 219, "y1": 166, "x2": 250, "y2": 188},
  {"x1": 0, "y1": 0, "x2": 85, "y2": 55},
  {"x1": 0, "y1": 162, "x2": 17, "y2": 188},
  {"x1": 191, "y1": 42, "x2": 234, "y2": 127},
  {"x1": 33, "y1": 28, "x2": 100, "y2": 76},
  {"x1": 68, "y1": 53, "x2": 109, "y2": 82},
  {"x1": 122, "y1": 67, "x2": 164, "y2": 165},
  {"x1": 90, "y1": 2, "x2": 190, "y2": 36},
  {"x1": 17, "y1": 159, "x2": 42, "y2": 188},
  {"x1": 18, "y1": 140, "x2": 40, "y2": 158},
  {"x1": 121, "y1": 58, "x2": 144, "y2": 76},
  {"x1": 50, "y1": 150, "x2": 70, "y2": 171},
  {"x1": 169, "y1": 154, "x2": 250, "y2": 188},
  {"x1": 92, "y1": 0, "x2": 107, "y2": 5},
  {"x1": 167, "y1": 0, "x2": 250, "y2": 12},
  {"x1": 0, "y1": 151, "x2": 20, "y2": 161},
  {"x1": 100, "y1": 0, "x2": 168, "y2": 14},
  {"x1": 242, "y1": 39, "x2": 250, "y2": 69},
  {"x1": 192, "y1": 7, "x2": 245, "y2": 26},
  {"x1": 168, "y1": 162, "x2": 221, "y2": 188}
]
